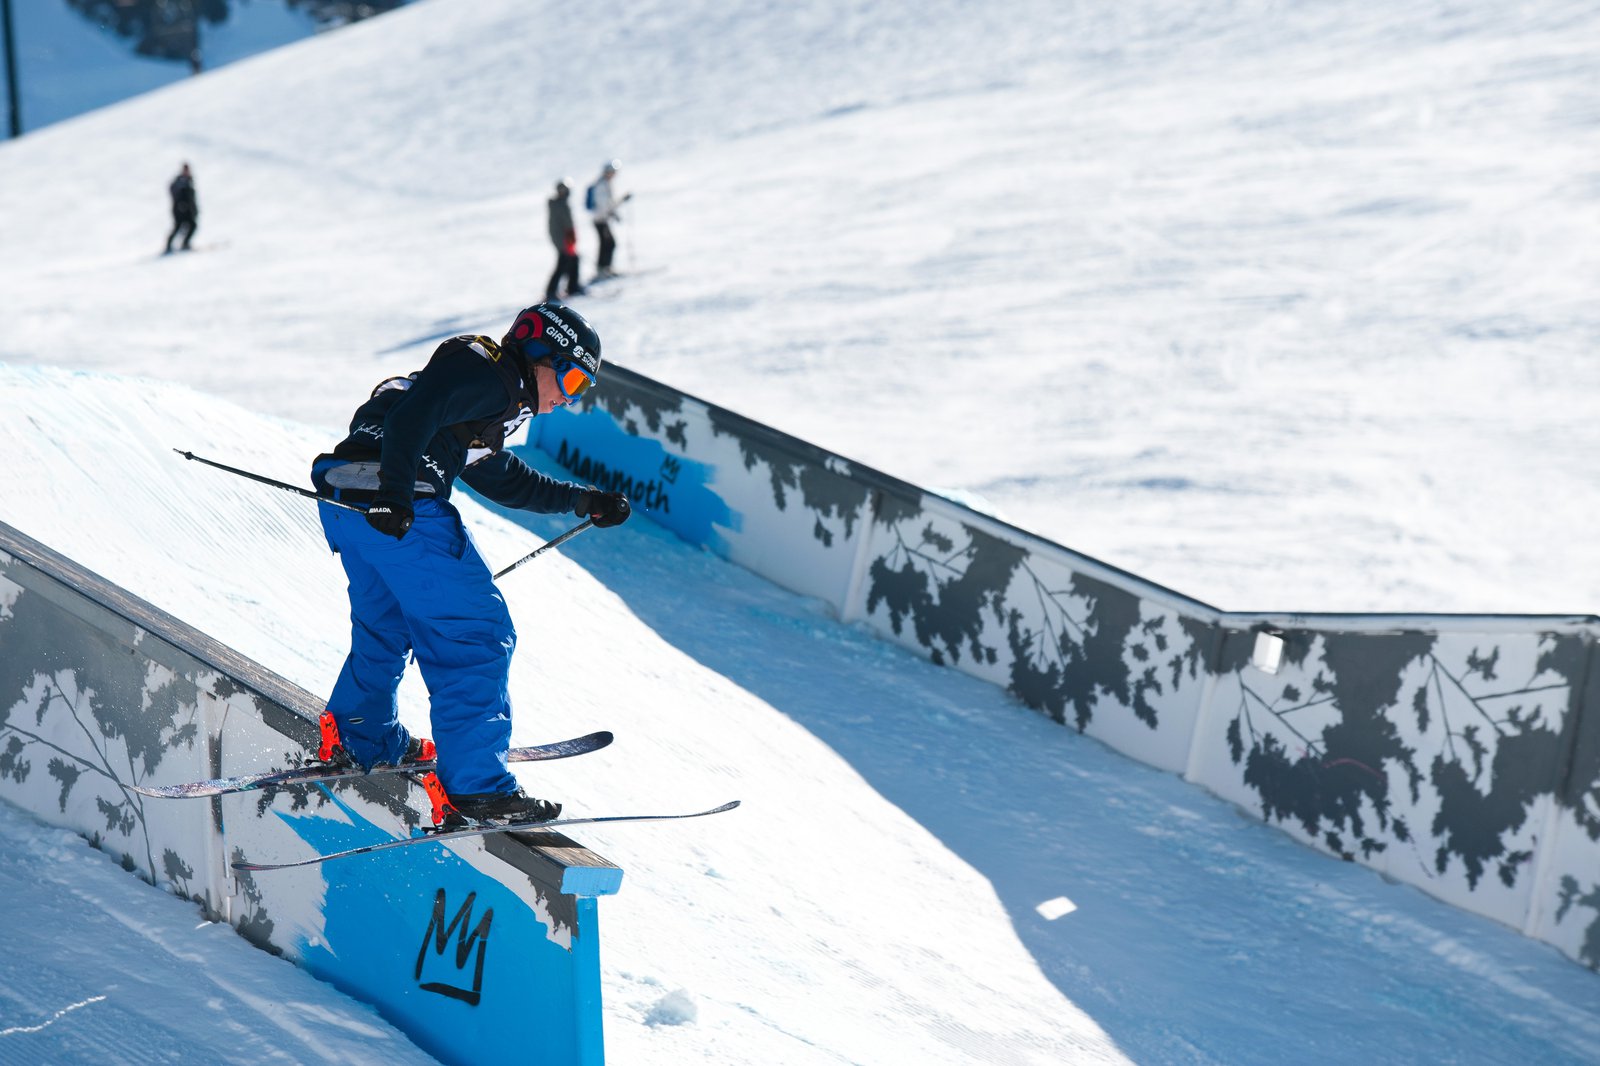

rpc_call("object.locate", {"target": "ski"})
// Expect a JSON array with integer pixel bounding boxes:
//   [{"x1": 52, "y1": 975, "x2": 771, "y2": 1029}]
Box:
[
  {"x1": 584, "y1": 265, "x2": 667, "y2": 286},
  {"x1": 231, "y1": 800, "x2": 741, "y2": 871},
  {"x1": 131, "y1": 730, "x2": 613, "y2": 799}
]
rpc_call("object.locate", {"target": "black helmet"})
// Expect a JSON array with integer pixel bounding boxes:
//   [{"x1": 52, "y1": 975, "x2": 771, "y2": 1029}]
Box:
[{"x1": 504, "y1": 302, "x2": 601, "y2": 381}]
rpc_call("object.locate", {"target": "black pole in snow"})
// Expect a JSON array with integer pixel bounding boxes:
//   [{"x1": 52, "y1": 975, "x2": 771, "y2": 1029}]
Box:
[{"x1": 1, "y1": 0, "x2": 20, "y2": 139}]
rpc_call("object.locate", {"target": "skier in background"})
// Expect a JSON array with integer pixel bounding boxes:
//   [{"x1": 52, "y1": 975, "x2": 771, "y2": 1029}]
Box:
[
  {"x1": 545, "y1": 179, "x2": 584, "y2": 301},
  {"x1": 308, "y1": 303, "x2": 631, "y2": 826},
  {"x1": 585, "y1": 160, "x2": 631, "y2": 280},
  {"x1": 164, "y1": 163, "x2": 198, "y2": 254}
]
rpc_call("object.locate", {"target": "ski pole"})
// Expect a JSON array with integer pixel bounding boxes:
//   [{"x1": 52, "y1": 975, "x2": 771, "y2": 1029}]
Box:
[
  {"x1": 626, "y1": 192, "x2": 638, "y2": 271},
  {"x1": 172, "y1": 449, "x2": 366, "y2": 513},
  {"x1": 177, "y1": 448, "x2": 593, "y2": 567},
  {"x1": 494, "y1": 520, "x2": 593, "y2": 579}
]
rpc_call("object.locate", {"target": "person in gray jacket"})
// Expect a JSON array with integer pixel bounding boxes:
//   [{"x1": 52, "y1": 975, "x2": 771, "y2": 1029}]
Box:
[
  {"x1": 545, "y1": 180, "x2": 583, "y2": 301},
  {"x1": 585, "y1": 160, "x2": 631, "y2": 279}
]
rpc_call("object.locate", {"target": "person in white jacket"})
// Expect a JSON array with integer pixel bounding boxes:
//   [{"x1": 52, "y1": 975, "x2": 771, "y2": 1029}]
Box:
[{"x1": 585, "y1": 160, "x2": 631, "y2": 279}]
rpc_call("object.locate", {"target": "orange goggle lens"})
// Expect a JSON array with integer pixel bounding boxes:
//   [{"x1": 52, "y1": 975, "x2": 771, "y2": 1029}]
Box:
[{"x1": 555, "y1": 361, "x2": 594, "y2": 399}]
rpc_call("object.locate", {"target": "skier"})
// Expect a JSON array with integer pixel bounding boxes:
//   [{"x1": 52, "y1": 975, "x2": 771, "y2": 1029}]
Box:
[
  {"x1": 585, "y1": 160, "x2": 631, "y2": 279},
  {"x1": 164, "y1": 163, "x2": 198, "y2": 254},
  {"x1": 308, "y1": 303, "x2": 631, "y2": 825},
  {"x1": 545, "y1": 179, "x2": 583, "y2": 301}
]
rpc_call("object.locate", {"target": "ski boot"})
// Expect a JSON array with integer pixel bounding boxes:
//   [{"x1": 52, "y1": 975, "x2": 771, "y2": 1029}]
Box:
[
  {"x1": 422, "y1": 781, "x2": 562, "y2": 830},
  {"x1": 316, "y1": 710, "x2": 436, "y2": 770}
]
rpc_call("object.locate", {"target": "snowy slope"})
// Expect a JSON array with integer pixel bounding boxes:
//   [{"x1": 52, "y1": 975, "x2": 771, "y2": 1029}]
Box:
[
  {"x1": 4, "y1": 0, "x2": 1600, "y2": 1061},
  {"x1": 0, "y1": 365, "x2": 1126, "y2": 1064},
  {"x1": 5, "y1": 364, "x2": 1600, "y2": 1064},
  {"x1": 0, "y1": 0, "x2": 1595, "y2": 613},
  {"x1": 0, "y1": 799, "x2": 440, "y2": 1065}
]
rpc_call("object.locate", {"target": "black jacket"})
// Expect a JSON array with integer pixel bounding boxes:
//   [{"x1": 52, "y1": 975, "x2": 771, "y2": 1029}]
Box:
[
  {"x1": 170, "y1": 175, "x2": 197, "y2": 218},
  {"x1": 548, "y1": 195, "x2": 575, "y2": 248},
  {"x1": 313, "y1": 335, "x2": 582, "y2": 514}
]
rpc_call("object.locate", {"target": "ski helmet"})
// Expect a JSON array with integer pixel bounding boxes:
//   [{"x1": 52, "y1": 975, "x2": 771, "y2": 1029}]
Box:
[
  {"x1": 602, "y1": 159, "x2": 619, "y2": 176},
  {"x1": 504, "y1": 303, "x2": 602, "y2": 383}
]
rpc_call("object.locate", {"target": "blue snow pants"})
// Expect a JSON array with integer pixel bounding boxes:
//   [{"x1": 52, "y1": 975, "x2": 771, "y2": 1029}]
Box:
[{"x1": 319, "y1": 498, "x2": 519, "y2": 797}]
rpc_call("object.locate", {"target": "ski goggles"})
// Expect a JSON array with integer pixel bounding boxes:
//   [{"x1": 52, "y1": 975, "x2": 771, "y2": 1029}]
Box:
[{"x1": 552, "y1": 357, "x2": 595, "y2": 400}]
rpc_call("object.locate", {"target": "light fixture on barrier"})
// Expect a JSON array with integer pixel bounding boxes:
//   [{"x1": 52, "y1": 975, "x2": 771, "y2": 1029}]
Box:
[{"x1": 1251, "y1": 629, "x2": 1285, "y2": 675}]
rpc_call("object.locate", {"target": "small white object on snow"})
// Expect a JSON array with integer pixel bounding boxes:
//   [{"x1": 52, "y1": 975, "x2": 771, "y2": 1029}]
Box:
[{"x1": 1036, "y1": 896, "x2": 1078, "y2": 921}]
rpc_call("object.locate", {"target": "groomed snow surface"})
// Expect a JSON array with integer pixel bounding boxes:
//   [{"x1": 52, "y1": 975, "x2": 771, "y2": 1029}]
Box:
[
  {"x1": 7, "y1": 366, "x2": 1600, "y2": 1065},
  {"x1": 2, "y1": 0, "x2": 1599, "y2": 1063}
]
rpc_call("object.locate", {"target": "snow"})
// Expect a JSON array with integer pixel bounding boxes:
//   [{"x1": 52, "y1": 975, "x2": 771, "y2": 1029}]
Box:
[
  {"x1": 3, "y1": 0, "x2": 1595, "y2": 614},
  {"x1": 2, "y1": 0, "x2": 1600, "y2": 1063},
  {"x1": 0, "y1": 798, "x2": 437, "y2": 1064}
]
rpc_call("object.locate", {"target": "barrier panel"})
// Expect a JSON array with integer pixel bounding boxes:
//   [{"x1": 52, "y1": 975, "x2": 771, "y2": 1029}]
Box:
[
  {"x1": 521, "y1": 363, "x2": 1600, "y2": 971},
  {"x1": 0, "y1": 520, "x2": 621, "y2": 1065},
  {"x1": 1193, "y1": 616, "x2": 1596, "y2": 946}
]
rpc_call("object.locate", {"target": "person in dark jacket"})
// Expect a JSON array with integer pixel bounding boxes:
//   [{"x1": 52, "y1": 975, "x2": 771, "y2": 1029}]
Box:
[
  {"x1": 309, "y1": 302, "x2": 630, "y2": 826},
  {"x1": 545, "y1": 180, "x2": 584, "y2": 301},
  {"x1": 164, "y1": 163, "x2": 198, "y2": 254}
]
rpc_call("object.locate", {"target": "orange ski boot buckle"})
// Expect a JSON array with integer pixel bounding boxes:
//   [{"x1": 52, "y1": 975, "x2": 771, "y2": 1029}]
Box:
[
  {"x1": 419, "y1": 771, "x2": 458, "y2": 828},
  {"x1": 317, "y1": 710, "x2": 344, "y2": 763}
]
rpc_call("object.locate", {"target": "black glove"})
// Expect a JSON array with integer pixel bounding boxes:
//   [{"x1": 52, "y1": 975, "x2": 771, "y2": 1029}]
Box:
[
  {"x1": 574, "y1": 489, "x2": 630, "y2": 528},
  {"x1": 365, "y1": 498, "x2": 414, "y2": 540}
]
